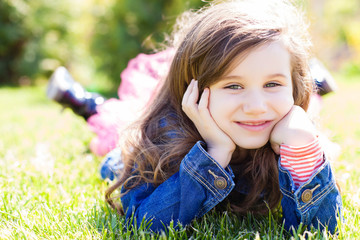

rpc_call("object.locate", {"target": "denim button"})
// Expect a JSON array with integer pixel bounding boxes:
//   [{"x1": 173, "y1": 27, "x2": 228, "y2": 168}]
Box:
[
  {"x1": 301, "y1": 184, "x2": 320, "y2": 203},
  {"x1": 214, "y1": 177, "x2": 227, "y2": 189},
  {"x1": 208, "y1": 169, "x2": 227, "y2": 189},
  {"x1": 301, "y1": 189, "x2": 312, "y2": 203}
]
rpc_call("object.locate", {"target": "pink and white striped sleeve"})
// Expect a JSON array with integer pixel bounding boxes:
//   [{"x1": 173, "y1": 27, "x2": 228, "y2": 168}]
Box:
[{"x1": 280, "y1": 138, "x2": 324, "y2": 188}]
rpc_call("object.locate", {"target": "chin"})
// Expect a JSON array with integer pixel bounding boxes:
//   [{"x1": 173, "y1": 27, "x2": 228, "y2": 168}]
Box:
[{"x1": 235, "y1": 140, "x2": 269, "y2": 150}]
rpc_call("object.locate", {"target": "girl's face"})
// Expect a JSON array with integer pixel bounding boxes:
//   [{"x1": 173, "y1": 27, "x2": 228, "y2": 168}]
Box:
[{"x1": 208, "y1": 41, "x2": 294, "y2": 149}]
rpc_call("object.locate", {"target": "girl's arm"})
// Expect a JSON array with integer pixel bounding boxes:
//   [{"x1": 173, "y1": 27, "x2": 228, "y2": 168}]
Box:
[
  {"x1": 270, "y1": 106, "x2": 342, "y2": 233},
  {"x1": 121, "y1": 141, "x2": 235, "y2": 232},
  {"x1": 271, "y1": 105, "x2": 324, "y2": 187},
  {"x1": 280, "y1": 138, "x2": 324, "y2": 187},
  {"x1": 278, "y1": 153, "x2": 342, "y2": 234},
  {"x1": 181, "y1": 80, "x2": 236, "y2": 168},
  {"x1": 121, "y1": 80, "x2": 237, "y2": 232}
]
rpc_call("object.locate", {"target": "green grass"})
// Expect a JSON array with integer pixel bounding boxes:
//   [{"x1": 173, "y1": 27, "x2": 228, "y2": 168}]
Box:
[{"x1": 0, "y1": 74, "x2": 359, "y2": 239}]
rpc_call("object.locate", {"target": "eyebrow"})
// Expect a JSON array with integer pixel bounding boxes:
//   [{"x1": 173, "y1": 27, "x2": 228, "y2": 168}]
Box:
[
  {"x1": 267, "y1": 73, "x2": 289, "y2": 79},
  {"x1": 222, "y1": 73, "x2": 289, "y2": 80}
]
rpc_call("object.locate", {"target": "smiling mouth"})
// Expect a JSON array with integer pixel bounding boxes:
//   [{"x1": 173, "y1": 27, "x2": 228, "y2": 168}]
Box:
[
  {"x1": 235, "y1": 120, "x2": 272, "y2": 131},
  {"x1": 241, "y1": 121, "x2": 268, "y2": 125}
]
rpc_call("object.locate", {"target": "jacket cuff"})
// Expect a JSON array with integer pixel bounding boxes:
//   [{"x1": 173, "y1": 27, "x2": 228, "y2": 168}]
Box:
[
  {"x1": 279, "y1": 156, "x2": 337, "y2": 213},
  {"x1": 182, "y1": 141, "x2": 235, "y2": 201}
]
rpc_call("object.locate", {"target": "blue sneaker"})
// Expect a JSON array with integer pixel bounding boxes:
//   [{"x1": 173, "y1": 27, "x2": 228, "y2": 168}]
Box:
[
  {"x1": 99, "y1": 148, "x2": 124, "y2": 181},
  {"x1": 47, "y1": 66, "x2": 106, "y2": 120}
]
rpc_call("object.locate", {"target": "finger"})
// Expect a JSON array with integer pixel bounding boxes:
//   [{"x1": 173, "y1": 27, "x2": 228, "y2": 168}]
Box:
[
  {"x1": 182, "y1": 79, "x2": 194, "y2": 107},
  {"x1": 198, "y1": 88, "x2": 215, "y2": 125},
  {"x1": 187, "y1": 80, "x2": 199, "y2": 105},
  {"x1": 198, "y1": 88, "x2": 210, "y2": 112}
]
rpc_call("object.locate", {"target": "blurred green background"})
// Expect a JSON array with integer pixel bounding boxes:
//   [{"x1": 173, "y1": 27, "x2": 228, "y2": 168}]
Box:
[
  {"x1": 1, "y1": 0, "x2": 359, "y2": 94},
  {"x1": 1, "y1": 1, "x2": 360, "y2": 238}
]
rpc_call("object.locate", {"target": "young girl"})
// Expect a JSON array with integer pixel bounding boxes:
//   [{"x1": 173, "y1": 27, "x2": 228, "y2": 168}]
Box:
[
  {"x1": 47, "y1": 14, "x2": 336, "y2": 159},
  {"x1": 103, "y1": 0, "x2": 342, "y2": 234}
]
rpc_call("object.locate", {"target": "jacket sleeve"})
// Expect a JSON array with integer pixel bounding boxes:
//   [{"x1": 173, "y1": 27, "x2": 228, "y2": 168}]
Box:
[
  {"x1": 121, "y1": 141, "x2": 235, "y2": 232},
  {"x1": 278, "y1": 155, "x2": 342, "y2": 234}
]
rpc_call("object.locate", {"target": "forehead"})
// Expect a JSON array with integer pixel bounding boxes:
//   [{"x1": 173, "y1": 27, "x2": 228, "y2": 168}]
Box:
[{"x1": 223, "y1": 41, "x2": 292, "y2": 79}]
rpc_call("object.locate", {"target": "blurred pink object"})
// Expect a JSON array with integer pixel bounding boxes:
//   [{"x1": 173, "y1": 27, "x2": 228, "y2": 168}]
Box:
[{"x1": 87, "y1": 49, "x2": 175, "y2": 156}]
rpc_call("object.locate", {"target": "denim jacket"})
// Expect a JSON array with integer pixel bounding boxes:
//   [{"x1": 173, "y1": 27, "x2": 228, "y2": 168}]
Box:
[{"x1": 120, "y1": 141, "x2": 342, "y2": 233}]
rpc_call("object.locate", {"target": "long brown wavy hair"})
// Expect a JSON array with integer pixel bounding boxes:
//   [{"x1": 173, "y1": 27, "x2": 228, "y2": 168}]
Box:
[{"x1": 106, "y1": 0, "x2": 313, "y2": 215}]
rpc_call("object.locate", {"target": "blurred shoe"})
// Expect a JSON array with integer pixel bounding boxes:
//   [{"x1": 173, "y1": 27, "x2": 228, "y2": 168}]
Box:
[
  {"x1": 47, "y1": 66, "x2": 106, "y2": 120},
  {"x1": 310, "y1": 58, "x2": 337, "y2": 96},
  {"x1": 99, "y1": 148, "x2": 123, "y2": 181}
]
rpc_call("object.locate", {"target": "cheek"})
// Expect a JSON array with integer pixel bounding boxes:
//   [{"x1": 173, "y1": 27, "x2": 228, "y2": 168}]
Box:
[
  {"x1": 208, "y1": 93, "x2": 220, "y2": 118},
  {"x1": 208, "y1": 92, "x2": 228, "y2": 122},
  {"x1": 268, "y1": 89, "x2": 294, "y2": 117}
]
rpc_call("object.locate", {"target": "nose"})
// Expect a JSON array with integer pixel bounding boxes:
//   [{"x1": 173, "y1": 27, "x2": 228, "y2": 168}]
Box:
[{"x1": 242, "y1": 90, "x2": 267, "y2": 115}]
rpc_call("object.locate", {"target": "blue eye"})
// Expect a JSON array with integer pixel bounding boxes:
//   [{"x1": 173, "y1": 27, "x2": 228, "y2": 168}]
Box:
[
  {"x1": 226, "y1": 85, "x2": 242, "y2": 90},
  {"x1": 265, "y1": 82, "x2": 281, "y2": 88}
]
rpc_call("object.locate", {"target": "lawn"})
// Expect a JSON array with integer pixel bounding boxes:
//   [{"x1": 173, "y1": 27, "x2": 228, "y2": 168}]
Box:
[{"x1": 0, "y1": 73, "x2": 359, "y2": 239}]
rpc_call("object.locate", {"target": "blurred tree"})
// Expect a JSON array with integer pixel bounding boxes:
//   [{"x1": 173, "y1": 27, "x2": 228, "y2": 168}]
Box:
[
  {"x1": 0, "y1": 0, "x2": 206, "y2": 86},
  {"x1": 1, "y1": 0, "x2": 358, "y2": 86},
  {"x1": 0, "y1": 0, "x2": 76, "y2": 85},
  {"x1": 90, "y1": 0, "x2": 206, "y2": 86},
  {"x1": 0, "y1": 1, "x2": 28, "y2": 84}
]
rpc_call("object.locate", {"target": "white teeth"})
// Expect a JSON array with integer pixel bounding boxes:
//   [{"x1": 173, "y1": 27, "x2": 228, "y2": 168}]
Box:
[{"x1": 242, "y1": 122, "x2": 266, "y2": 126}]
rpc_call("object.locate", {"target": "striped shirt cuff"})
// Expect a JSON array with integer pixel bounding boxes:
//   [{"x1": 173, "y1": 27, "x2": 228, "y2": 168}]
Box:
[{"x1": 280, "y1": 138, "x2": 324, "y2": 188}]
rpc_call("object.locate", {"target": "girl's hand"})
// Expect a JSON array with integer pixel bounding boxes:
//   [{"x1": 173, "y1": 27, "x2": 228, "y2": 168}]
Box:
[
  {"x1": 182, "y1": 80, "x2": 235, "y2": 167},
  {"x1": 270, "y1": 105, "x2": 318, "y2": 154}
]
